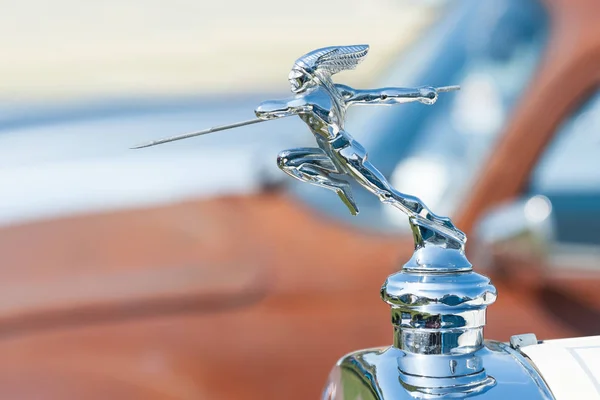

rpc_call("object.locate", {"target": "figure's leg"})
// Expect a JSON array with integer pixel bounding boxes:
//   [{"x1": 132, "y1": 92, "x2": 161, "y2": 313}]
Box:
[
  {"x1": 337, "y1": 145, "x2": 465, "y2": 241},
  {"x1": 277, "y1": 148, "x2": 359, "y2": 215},
  {"x1": 356, "y1": 160, "x2": 464, "y2": 239}
]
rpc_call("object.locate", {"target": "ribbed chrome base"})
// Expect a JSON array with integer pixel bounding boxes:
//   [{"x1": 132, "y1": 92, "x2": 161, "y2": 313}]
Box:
[{"x1": 394, "y1": 326, "x2": 484, "y2": 355}]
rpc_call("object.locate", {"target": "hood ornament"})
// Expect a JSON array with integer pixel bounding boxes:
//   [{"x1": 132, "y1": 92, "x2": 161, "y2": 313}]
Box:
[
  {"x1": 132, "y1": 44, "x2": 462, "y2": 249},
  {"x1": 135, "y1": 45, "x2": 506, "y2": 399}
]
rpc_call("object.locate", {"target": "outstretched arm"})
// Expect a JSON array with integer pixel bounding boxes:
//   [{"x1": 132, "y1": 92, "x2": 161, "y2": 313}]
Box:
[
  {"x1": 336, "y1": 84, "x2": 438, "y2": 106},
  {"x1": 255, "y1": 96, "x2": 312, "y2": 120}
]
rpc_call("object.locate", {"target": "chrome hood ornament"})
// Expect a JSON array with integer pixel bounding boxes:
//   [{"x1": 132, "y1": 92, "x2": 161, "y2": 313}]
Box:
[
  {"x1": 134, "y1": 45, "x2": 552, "y2": 399},
  {"x1": 133, "y1": 44, "x2": 461, "y2": 248}
]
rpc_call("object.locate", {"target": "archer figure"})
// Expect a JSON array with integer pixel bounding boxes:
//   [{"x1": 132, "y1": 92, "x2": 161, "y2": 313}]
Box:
[
  {"x1": 132, "y1": 45, "x2": 465, "y2": 247},
  {"x1": 254, "y1": 45, "x2": 465, "y2": 245}
]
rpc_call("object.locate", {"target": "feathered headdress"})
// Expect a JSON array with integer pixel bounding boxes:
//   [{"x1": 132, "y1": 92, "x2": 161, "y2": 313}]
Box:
[{"x1": 293, "y1": 45, "x2": 370, "y2": 76}]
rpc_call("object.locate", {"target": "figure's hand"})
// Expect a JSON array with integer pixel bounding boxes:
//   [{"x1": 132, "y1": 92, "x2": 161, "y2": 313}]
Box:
[
  {"x1": 418, "y1": 86, "x2": 438, "y2": 105},
  {"x1": 254, "y1": 103, "x2": 280, "y2": 120},
  {"x1": 255, "y1": 100, "x2": 312, "y2": 120}
]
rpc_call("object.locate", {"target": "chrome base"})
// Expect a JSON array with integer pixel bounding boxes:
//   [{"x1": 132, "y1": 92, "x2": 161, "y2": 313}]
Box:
[{"x1": 322, "y1": 341, "x2": 554, "y2": 400}]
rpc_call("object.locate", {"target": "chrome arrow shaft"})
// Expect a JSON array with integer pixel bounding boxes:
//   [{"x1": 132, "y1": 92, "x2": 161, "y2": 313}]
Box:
[
  {"x1": 131, "y1": 85, "x2": 459, "y2": 150},
  {"x1": 130, "y1": 118, "x2": 266, "y2": 149}
]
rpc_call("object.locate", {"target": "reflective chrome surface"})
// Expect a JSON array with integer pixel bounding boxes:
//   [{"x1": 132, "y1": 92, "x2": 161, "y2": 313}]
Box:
[
  {"x1": 382, "y1": 268, "x2": 496, "y2": 355},
  {"x1": 134, "y1": 44, "x2": 464, "y2": 250},
  {"x1": 323, "y1": 341, "x2": 554, "y2": 400},
  {"x1": 255, "y1": 45, "x2": 465, "y2": 248},
  {"x1": 369, "y1": 232, "x2": 501, "y2": 398}
]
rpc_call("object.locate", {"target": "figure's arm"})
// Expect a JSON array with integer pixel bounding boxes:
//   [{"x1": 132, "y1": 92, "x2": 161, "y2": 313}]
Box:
[
  {"x1": 255, "y1": 96, "x2": 313, "y2": 120},
  {"x1": 336, "y1": 84, "x2": 438, "y2": 106}
]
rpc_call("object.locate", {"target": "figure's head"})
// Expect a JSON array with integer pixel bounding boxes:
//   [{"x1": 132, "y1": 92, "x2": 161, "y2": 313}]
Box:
[
  {"x1": 289, "y1": 45, "x2": 370, "y2": 93},
  {"x1": 288, "y1": 67, "x2": 314, "y2": 93}
]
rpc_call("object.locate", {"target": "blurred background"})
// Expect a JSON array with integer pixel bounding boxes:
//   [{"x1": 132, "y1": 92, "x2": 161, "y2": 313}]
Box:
[{"x1": 0, "y1": 0, "x2": 599, "y2": 398}]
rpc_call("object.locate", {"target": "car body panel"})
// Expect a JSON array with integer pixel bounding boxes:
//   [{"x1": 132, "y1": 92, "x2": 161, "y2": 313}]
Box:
[{"x1": 522, "y1": 335, "x2": 600, "y2": 400}]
